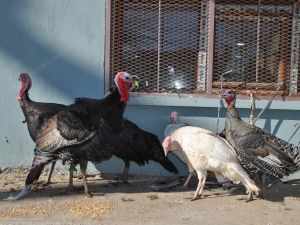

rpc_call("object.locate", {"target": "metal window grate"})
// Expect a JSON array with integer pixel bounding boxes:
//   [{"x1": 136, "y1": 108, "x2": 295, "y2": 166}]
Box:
[
  {"x1": 109, "y1": 0, "x2": 208, "y2": 93},
  {"x1": 213, "y1": 0, "x2": 297, "y2": 95},
  {"x1": 109, "y1": 0, "x2": 300, "y2": 96}
]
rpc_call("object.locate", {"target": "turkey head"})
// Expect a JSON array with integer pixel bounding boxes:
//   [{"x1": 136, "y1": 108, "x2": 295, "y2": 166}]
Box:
[
  {"x1": 223, "y1": 90, "x2": 236, "y2": 109},
  {"x1": 114, "y1": 72, "x2": 134, "y2": 103}
]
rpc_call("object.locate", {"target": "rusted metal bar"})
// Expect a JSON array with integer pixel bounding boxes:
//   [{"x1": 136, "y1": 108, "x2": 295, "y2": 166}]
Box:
[
  {"x1": 255, "y1": 0, "x2": 261, "y2": 89},
  {"x1": 289, "y1": 2, "x2": 300, "y2": 95},
  {"x1": 157, "y1": 0, "x2": 162, "y2": 93},
  {"x1": 206, "y1": 0, "x2": 215, "y2": 95},
  {"x1": 104, "y1": 0, "x2": 112, "y2": 93}
]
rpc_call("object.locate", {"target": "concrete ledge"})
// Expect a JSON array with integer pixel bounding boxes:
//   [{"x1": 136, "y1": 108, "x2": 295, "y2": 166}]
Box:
[{"x1": 128, "y1": 95, "x2": 300, "y2": 110}]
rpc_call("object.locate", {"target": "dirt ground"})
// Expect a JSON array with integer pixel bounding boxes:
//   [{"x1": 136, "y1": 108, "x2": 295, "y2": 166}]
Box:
[{"x1": 0, "y1": 167, "x2": 299, "y2": 225}]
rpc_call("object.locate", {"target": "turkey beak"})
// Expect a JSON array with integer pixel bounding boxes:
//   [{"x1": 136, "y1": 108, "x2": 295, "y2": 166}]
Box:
[
  {"x1": 132, "y1": 75, "x2": 138, "y2": 80},
  {"x1": 131, "y1": 75, "x2": 139, "y2": 90}
]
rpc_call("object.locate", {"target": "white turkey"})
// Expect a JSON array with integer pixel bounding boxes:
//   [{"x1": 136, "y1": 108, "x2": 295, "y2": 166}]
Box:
[
  {"x1": 223, "y1": 90, "x2": 300, "y2": 189},
  {"x1": 162, "y1": 126, "x2": 260, "y2": 201},
  {"x1": 163, "y1": 111, "x2": 230, "y2": 189}
]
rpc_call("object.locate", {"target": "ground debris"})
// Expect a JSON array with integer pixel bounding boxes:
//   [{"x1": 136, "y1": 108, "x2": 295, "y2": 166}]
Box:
[
  {"x1": 0, "y1": 206, "x2": 42, "y2": 218},
  {"x1": 9, "y1": 187, "x2": 20, "y2": 192},
  {"x1": 67, "y1": 201, "x2": 112, "y2": 219},
  {"x1": 121, "y1": 197, "x2": 134, "y2": 202},
  {"x1": 0, "y1": 198, "x2": 112, "y2": 220},
  {"x1": 146, "y1": 194, "x2": 159, "y2": 200}
]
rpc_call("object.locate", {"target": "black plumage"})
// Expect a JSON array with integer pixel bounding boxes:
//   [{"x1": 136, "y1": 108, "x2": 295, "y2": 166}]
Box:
[
  {"x1": 18, "y1": 73, "x2": 66, "y2": 142},
  {"x1": 113, "y1": 119, "x2": 178, "y2": 182},
  {"x1": 9, "y1": 72, "x2": 133, "y2": 200},
  {"x1": 18, "y1": 73, "x2": 68, "y2": 184},
  {"x1": 224, "y1": 90, "x2": 300, "y2": 181}
]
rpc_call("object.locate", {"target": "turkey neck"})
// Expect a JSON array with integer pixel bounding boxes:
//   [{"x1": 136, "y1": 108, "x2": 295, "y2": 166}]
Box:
[
  {"x1": 225, "y1": 103, "x2": 243, "y2": 145},
  {"x1": 75, "y1": 86, "x2": 127, "y2": 115},
  {"x1": 19, "y1": 92, "x2": 39, "y2": 140},
  {"x1": 71, "y1": 89, "x2": 127, "y2": 138},
  {"x1": 20, "y1": 93, "x2": 33, "y2": 120},
  {"x1": 20, "y1": 91, "x2": 32, "y2": 106},
  {"x1": 226, "y1": 105, "x2": 240, "y2": 121}
]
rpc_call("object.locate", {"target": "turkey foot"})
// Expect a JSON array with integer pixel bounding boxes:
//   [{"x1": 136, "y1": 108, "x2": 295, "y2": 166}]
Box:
[
  {"x1": 237, "y1": 192, "x2": 255, "y2": 202},
  {"x1": 245, "y1": 192, "x2": 254, "y2": 202},
  {"x1": 190, "y1": 194, "x2": 204, "y2": 201}
]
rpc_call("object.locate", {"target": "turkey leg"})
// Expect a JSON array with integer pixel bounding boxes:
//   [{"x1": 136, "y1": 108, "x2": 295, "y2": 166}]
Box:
[
  {"x1": 79, "y1": 160, "x2": 92, "y2": 197},
  {"x1": 68, "y1": 163, "x2": 76, "y2": 190},
  {"x1": 121, "y1": 160, "x2": 130, "y2": 183},
  {"x1": 183, "y1": 172, "x2": 193, "y2": 189},
  {"x1": 191, "y1": 173, "x2": 207, "y2": 201},
  {"x1": 46, "y1": 160, "x2": 56, "y2": 185}
]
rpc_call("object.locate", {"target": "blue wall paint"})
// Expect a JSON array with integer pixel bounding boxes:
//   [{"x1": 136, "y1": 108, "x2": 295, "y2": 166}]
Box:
[
  {"x1": 0, "y1": 0, "x2": 105, "y2": 168},
  {"x1": 0, "y1": 1, "x2": 299, "y2": 178},
  {"x1": 107, "y1": 103, "x2": 300, "y2": 177}
]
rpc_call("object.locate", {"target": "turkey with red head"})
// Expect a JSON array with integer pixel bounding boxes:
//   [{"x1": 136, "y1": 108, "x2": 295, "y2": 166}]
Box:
[
  {"x1": 7, "y1": 72, "x2": 134, "y2": 200},
  {"x1": 223, "y1": 90, "x2": 300, "y2": 188},
  {"x1": 17, "y1": 73, "x2": 73, "y2": 186}
]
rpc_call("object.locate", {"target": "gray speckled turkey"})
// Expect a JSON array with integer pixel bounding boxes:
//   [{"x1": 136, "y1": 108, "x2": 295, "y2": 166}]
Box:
[{"x1": 223, "y1": 90, "x2": 300, "y2": 183}]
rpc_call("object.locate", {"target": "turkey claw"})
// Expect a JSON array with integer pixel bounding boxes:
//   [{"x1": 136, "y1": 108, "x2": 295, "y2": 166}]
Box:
[{"x1": 190, "y1": 196, "x2": 201, "y2": 201}]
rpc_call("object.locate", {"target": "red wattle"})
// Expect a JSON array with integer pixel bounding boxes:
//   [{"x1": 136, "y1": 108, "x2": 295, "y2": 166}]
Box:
[
  {"x1": 18, "y1": 81, "x2": 27, "y2": 102},
  {"x1": 117, "y1": 76, "x2": 129, "y2": 102}
]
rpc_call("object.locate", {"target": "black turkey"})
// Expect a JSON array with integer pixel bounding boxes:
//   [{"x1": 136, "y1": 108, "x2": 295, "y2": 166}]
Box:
[
  {"x1": 17, "y1": 73, "x2": 75, "y2": 187},
  {"x1": 8, "y1": 72, "x2": 134, "y2": 200},
  {"x1": 113, "y1": 119, "x2": 178, "y2": 182}
]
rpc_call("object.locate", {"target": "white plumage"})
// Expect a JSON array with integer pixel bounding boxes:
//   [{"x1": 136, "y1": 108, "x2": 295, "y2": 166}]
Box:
[
  {"x1": 163, "y1": 111, "x2": 230, "y2": 188},
  {"x1": 162, "y1": 126, "x2": 260, "y2": 201}
]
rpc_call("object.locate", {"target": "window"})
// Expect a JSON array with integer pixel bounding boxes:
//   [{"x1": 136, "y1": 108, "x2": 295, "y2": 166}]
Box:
[
  {"x1": 214, "y1": 0, "x2": 299, "y2": 96},
  {"x1": 106, "y1": 0, "x2": 300, "y2": 96}
]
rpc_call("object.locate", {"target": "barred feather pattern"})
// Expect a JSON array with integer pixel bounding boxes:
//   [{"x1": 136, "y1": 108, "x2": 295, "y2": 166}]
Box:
[
  {"x1": 272, "y1": 137, "x2": 300, "y2": 171},
  {"x1": 225, "y1": 105, "x2": 300, "y2": 179},
  {"x1": 25, "y1": 148, "x2": 56, "y2": 185},
  {"x1": 36, "y1": 115, "x2": 96, "y2": 152},
  {"x1": 20, "y1": 94, "x2": 67, "y2": 141},
  {"x1": 234, "y1": 146, "x2": 289, "y2": 179}
]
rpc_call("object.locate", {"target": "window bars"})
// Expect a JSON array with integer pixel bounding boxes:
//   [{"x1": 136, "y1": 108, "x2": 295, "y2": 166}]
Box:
[
  {"x1": 213, "y1": 0, "x2": 298, "y2": 96},
  {"x1": 109, "y1": 0, "x2": 208, "y2": 93},
  {"x1": 108, "y1": 0, "x2": 300, "y2": 96}
]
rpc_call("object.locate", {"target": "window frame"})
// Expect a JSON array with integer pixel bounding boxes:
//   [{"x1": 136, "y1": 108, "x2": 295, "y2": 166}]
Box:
[{"x1": 104, "y1": 0, "x2": 300, "y2": 102}]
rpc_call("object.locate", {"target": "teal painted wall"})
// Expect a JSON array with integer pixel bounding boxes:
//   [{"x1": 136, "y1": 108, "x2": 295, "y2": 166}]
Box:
[
  {"x1": 0, "y1": 1, "x2": 299, "y2": 178},
  {"x1": 0, "y1": 0, "x2": 105, "y2": 167}
]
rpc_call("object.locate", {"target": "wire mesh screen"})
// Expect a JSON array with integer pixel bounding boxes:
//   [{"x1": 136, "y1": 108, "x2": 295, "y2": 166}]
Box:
[
  {"x1": 109, "y1": 0, "x2": 300, "y2": 96},
  {"x1": 109, "y1": 0, "x2": 208, "y2": 93},
  {"x1": 213, "y1": 0, "x2": 296, "y2": 95}
]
